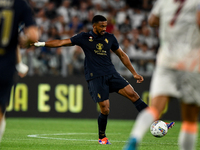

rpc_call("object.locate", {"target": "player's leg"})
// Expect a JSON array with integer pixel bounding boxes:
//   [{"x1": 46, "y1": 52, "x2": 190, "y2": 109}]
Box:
[
  {"x1": 109, "y1": 72, "x2": 148, "y2": 112},
  {"x1": 124, "y1": 67, "x2": 179, "y2": 150},
  {"x1": 0, "y1": 107, "x2": 6, "y2": 142},
  {"x1": 118, "y1": 84, "x2": 148, "y2": 112},
  {"x1": 177, "y1": 71, "x2": 200, "y2": 150},
  {"x1": 98, "y1": 100, "x2": 110, "y2": 139},
  {"x1": 87, "y1": 76, "x2": 111, "y2": 144},
  {"x1": 124, "y1": 96, "x2": 168, "y2": 150},
  {"x1": 98, "y1": 99, "x2": 111, "y2": 144},
  {"x1": 0, "y1": 82, "x2": 12, "y2": 143},
  {"x1": 117, "y1": 77, "x2": 175, "y2": 131},
  {"x1": 178, "y1": 102, "x2": 199, "y2": 150}
]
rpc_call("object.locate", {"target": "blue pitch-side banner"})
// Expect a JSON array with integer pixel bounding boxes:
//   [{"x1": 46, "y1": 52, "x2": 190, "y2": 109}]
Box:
[{"x1": 6, "y1": 76, "x2": 182, "y2": 121}]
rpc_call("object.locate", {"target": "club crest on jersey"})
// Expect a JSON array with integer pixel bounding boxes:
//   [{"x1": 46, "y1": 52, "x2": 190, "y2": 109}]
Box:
[
  {"x1": 89, "y1": 36, "x2": 93, "y2": 42},
  {"x1": 105, "y1": 38, "x2": 108, "y2": 44},
  {"x1": 96, "y1": 43, "x2": 104, "y2": 50}
]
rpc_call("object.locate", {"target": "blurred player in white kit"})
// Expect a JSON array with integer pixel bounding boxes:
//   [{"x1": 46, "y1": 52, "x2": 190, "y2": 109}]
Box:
[{"x1": 124, "y1": 0, "x2": 200, "y2": 149}]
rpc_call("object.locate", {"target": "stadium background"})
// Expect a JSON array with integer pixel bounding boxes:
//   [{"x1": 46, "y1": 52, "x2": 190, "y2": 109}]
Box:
[{"x1": 8, "y1": 0, "x2": 181, "y2": 120}]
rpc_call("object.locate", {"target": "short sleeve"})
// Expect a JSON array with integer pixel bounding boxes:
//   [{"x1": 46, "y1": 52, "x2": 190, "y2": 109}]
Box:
[
  {"x1": 111, "y1": 35, "x2": 119, "y2": 51},
  {"x1": 150, "y1": 0, "x2": 164, "y2": 17},
  {"x1": 21, "y1": 0, "x2": 36, "y2": 27},
  {"x1": 70, "y1": 33, "x2": 83, "y2": 46}
]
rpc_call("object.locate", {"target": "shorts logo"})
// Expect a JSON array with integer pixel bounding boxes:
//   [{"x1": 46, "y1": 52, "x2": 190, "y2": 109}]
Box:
[{"x1": 98, "y1": 93, "x2": 101, "y2": 99}]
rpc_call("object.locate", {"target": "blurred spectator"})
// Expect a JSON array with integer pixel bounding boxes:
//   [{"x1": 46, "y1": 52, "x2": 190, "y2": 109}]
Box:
[
  {"x1": 115, "y1": 7, "x2": 127, "y2": 25},
  {"x1": 139, "y1": 26, "x2": 158, "y2": 50},
  {"x1": 130, "y1": 8, "x2": 146, "y2": 29},
  {"x1": 78, "y1": 1, "x2": 89, "y2": 22},
  {"x1": 57, "y1": 0, "x2": 71, "y2": 25},
  {"x1": 49, "y1": 0, "x2": 62, "y2": 7},
  {"x1": 126, "y1": 0, "x2": 142, "y2": 9},
  {"x1": 112, "y1": 29, "x2": 124, "y2": 44},
  {"x1": 30, "y1": 0, "x2": 48, "y2": 13},
  {"x1": 127, "y1": 29, "x2": 141, "y2": 49},
  {"x1": 71, "y1": 46, "x2": 85, "y2": 75},
  {"x1": 48, "y1": 25, "x2": 61, "y2": 40},
  {"x1": 35, "y1": 9, "x2": 50, "y2": 41},
  {"x1": 93, "y1": 2, "x2": 108, "y2": 17},
  {"x1": 118, "y1": 16, "x2": 132, "y2": 36},
  {"x1": 108, "y1": 0, "x2": 126, "y2": 10},
  {"x1": 106, "y1": 15, "x2": 115, "y2": 33},
  {"x1": 45, "y1": 2, "x2": 57, "y2": 20},
  {"x1": 68, "y1": 16, "x2": 84, "y2": 34},
  {"x1": 83, "y1": 10, "x2": 94, "y2": 32},
  {"x1": 137, "y1": 43, "x2": 155, "y2": 75},
  {"x1": 121, "y1": 38, "x2": 138, "y2": 61}
]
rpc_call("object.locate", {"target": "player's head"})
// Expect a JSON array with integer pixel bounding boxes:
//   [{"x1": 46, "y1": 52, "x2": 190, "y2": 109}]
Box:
[{"x1": 92, "y1": 15, "x2": 107, "y2": 35}]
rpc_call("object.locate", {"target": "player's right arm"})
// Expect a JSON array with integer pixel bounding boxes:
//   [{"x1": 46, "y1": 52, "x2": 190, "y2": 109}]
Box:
[
  {"x1": 34, "y1": 39, "x2": 73, "y2": 47},
  {"x1": 148, "y1": 0, "x2": 163, "y2": 27}
]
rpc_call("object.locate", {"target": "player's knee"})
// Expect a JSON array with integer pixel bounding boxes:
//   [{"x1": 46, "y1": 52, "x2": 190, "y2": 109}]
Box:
[
  {"x1": 128, "y1": 91, "x2": 140, "y2": 102},
  {"x1": 101, "y1": 107, "x2": 110, "y2": 115}
]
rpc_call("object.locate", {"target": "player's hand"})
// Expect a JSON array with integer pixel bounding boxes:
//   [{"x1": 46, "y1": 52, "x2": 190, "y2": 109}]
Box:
[
  {"x1": 16, "y1": 62, "x2": 29, "y2": 78},
  {"x1": 33, "y1": 41, "x2": 45, "y2": 47},
  {"x1": 133, "y1": 74, "x2": 144, "y2": 83}
]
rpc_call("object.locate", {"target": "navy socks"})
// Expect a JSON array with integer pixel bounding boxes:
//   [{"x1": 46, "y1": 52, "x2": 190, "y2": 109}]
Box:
[
  {"x1": 133, "y1": 98, "x2": 148, "y2": 112},
  {"x1": 98, "y1": 113, "x2": 108, "y2": 139}
]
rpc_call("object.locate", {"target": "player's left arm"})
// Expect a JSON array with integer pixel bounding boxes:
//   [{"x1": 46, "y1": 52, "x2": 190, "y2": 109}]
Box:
[{"x1": 114, "y1": 47, "x2": 144, "y2": 83}]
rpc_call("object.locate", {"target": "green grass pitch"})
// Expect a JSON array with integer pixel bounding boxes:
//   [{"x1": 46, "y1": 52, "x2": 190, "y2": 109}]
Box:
[{"x1": 1, "y1": 118, "x2": 200, "y2": 150}]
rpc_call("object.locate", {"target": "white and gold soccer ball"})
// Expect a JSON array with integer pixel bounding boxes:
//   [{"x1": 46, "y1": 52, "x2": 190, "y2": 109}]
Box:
[{"x1": 150, "y1": 120, "x2": 168, "y2": 137}]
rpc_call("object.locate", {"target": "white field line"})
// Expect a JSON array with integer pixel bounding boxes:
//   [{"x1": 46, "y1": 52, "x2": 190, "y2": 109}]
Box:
[
  {"x1": 27, "y1": 133, "x2": 178, "y2": 145},
  {"x1": 27, "y1": 133, "x2": 127, "y2": 142}
]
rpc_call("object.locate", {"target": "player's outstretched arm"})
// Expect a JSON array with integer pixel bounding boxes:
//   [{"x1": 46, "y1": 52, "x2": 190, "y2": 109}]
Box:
[
  {"x1": 34, "y1": 39, "x2": 73, "y2": 47},
  {"x1": 114, "y1": 47, "x2": 144, "y2": 83}
]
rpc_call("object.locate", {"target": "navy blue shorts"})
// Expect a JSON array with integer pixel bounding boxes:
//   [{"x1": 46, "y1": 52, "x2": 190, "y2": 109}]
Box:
[
  {"x1": 0, "y1": 67, "x2": 15, "y2": 113},
  {"x1": 0, "y1": 81, "x2": 13, "y2": 113},
  {"x1": 87, "y1": 72, "x2": 129, "y2": 103}
]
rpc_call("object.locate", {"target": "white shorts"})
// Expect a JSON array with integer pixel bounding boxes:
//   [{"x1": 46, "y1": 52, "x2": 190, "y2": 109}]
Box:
[{"x1": 150, "y1": 67, "x2": 200, "y2": 106}]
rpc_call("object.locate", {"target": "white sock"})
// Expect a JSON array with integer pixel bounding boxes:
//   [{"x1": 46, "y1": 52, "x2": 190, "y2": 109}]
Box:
[
  {"x1": 130, "y1": 109, "x2": 155, "y2": 142},
  {"x1": 178, "y1": 131, "x2": 197, "y2": 150},
  {"x1": 0, "y1": 115, "x2": 6, "y2": 142}
]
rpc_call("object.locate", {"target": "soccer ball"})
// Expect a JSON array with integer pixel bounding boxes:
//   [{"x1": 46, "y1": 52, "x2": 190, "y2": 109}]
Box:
[{"x1": 150, "y1": 120, "x2": 168, "y2": 137}]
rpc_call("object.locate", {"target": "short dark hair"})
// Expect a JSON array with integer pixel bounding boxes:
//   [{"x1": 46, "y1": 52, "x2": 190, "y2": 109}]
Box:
[{"x1": 92, "y1": 15, "x2": 107, "y2": 24}]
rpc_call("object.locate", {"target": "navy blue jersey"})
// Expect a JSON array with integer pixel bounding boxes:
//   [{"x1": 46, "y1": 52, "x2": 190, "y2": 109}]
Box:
[
  {"x1": 0, "y1": 0, "x2": 35, "y2": 82},
  {"x1": 70, "y1": 31, "x2": 119, "y2": 80}
]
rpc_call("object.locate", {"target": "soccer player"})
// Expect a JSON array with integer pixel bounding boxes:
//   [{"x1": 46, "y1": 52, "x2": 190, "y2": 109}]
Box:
[
  {"x1": 33, "y1": 15, "x2": 149, "y2": 144},
  {"x1": 0, "y1": 0, "x2": 39, "y2": 142},
  {"x1": 124, "y1": 0, "x2": 200, "y2": 149}
]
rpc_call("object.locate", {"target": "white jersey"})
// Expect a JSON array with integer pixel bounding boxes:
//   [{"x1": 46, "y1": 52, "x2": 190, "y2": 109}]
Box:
[{"x1": 151, "y1": 0, "x2": 200, "y2": 72}]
